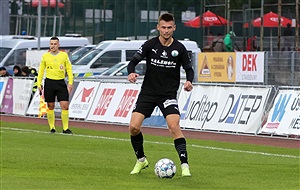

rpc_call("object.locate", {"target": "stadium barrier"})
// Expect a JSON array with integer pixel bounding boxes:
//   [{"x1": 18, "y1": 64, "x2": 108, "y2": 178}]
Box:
[{"x1": 1, "y1": 77, "x2": 299, "y2": 138}]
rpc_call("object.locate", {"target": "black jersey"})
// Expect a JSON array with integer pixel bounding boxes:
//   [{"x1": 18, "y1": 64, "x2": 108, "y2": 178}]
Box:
[{"x1": 131, "y1": 37, "x2": 193, "y2": 96}]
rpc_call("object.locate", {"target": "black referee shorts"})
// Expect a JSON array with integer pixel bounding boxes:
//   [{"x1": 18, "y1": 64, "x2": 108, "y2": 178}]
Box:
[
  {"x1": 133, "y1": 93, "x2": 180, "y2": 118},
  {"x1": 44, "y1": 78, "x2": 69, "y2": 102}
]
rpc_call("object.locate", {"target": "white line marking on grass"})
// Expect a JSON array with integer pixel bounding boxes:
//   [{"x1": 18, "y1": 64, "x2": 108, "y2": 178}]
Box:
[
  {"x1": 3, "y1": 127, "x2": 300, "y2": 159},
  {"x1": 190, "y1": 144, "x2": 300, "y2": 159}
]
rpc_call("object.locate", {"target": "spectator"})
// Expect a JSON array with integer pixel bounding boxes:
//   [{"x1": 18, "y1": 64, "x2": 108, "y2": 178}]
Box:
[
  {"x1": 13, "y1": 65, "x2": 23, "y2": 76},
  {"x1": 21, "y1": 66, "x2": 30, "y2": 76},
  {"x1": 211, "y1": 33, "x2": 225, "y2": 52},
  {"x1": 246, "y1": 35, "x2": 257, "y2": 51},
  {"x1": 224, "y1": 31, "x2": 236, "y2": 52},
  {"x1": 207, "y1": 31, "x2": 214, "y2": 46},
  {"x1": 0, "y1": 67, "x2": 12, "y2": 77},
  {"x1": 28, "y1": 67, "x2": 38, "y2": 100},
  {"x1": 282, "y1": 23, "x2": 293, "y2": 51},
  {"x1": 29, "y1": 67, "x2": 38, "y2": 77}
]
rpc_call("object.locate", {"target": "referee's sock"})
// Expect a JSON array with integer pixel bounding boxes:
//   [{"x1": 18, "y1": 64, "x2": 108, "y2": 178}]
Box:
[
  {"x1": 47, "y1": 109, "x2": 55, "y2": 130},
  {"x1": 61, "y1": 110, "x2": 69, "y2": 131}
]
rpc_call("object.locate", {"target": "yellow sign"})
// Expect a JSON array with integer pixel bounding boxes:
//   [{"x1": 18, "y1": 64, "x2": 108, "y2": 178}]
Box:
[{"x1": 198, "y1": 52, "x2": 236, "y2": 82}]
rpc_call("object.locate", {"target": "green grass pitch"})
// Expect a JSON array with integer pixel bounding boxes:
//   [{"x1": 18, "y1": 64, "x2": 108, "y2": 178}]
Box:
[{"x1": 1, "y1": 121, "x2": 299, "y2": 190}]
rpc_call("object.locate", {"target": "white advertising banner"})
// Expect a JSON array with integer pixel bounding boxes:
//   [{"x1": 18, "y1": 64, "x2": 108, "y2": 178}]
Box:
[
  {"x1": 86, "y1": 83, "x2": 141, "y2": 124},
  {"x1": 235, "y1": 52, "x2": 264, "y2": 83},
  {"x1": 12, "y1": 79, "x2": 34, "y2": 115},
  {"x1": 178, "y1": 85, "x2": 192, "y2": 120},
  {"x1": 26, "y1": 90, "x2": 40, "y2": 115},
  {"x1": 0, "y1": 77, "x2": 8, "y2": 106},
  {"x1": 260, "y1": 89, "x2": 300, "y2": 136},
  {"x1": 27, "y1": 80, "x2": 80, "y2": 116},
  {"x1": 69, "y1": 81, "x2": 100, "y2": 119},
  {"x1": 180, "y1": 85, "x2": 270, "y2": 133}
]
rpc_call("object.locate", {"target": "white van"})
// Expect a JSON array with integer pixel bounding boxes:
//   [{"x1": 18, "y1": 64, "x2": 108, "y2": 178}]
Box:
[
  {"x1": 0, "y1": 35, "x2": 90, "y2": 74},
  {"x1": 69, "y1": 44, "x2": 96, "y2": 63},
  {"x1": 72, "y1": 39, "x2": 201, "y2": 77}
]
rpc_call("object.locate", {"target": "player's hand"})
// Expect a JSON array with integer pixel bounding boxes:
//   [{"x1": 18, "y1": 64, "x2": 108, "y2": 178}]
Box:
[
  {"x1": 184, "y1": 81, "x2": 193, "y2": 92},
  {"x1": 68, "y1": 84, "x2": 73, "y2": 94},
  {"x1": 128, "y1": 73, "x2": 139, "y2": 83}
]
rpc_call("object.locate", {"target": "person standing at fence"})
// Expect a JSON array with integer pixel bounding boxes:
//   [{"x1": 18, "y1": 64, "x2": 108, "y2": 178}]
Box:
[
  {"x1": 127, "y1": 13, "x2": 194, "y2": 177},
  {"x1": 246, "y1": 35, "x2": 257, "y2": 51},
  {"x1": 224, "y1": 31, "x2": 236, "y2": 52},
  {"x1": 211, "y1": 33, "x2": 225, "y2": 52},
  {"x1": 37, "y1": 36, "x2": 74, "y2": 134},
  {"x1": 13, "y1": 65, "x2": 23, "y2": 76},
  {"x1": 21, "y1": 66, "x2": 30, "y2": 76},
  {"x1": 0, "y1": 67, "x2": 12, "y2": 77},
  {"x1": 282, "y1": 23, "x2": 293, "y2": 51},
  {"x1": 207, "y1": 31, "x2": 214, "y2": 46}
]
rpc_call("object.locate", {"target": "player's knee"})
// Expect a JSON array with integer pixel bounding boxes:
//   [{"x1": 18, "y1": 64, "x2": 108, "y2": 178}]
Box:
[
  {"x1": 129, "y1": 123, "x2": 141, "y2": 135},
  {"x1": 168, "y1": 123, "x2": 181, "y2": 132}
]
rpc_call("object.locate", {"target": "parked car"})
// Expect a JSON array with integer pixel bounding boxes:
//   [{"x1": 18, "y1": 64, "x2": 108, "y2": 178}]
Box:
[
  {"x1": 96, "y1": 61, "x2": 147, "y2": 77},
  {"x1": 72, "y1": 40, "x2": 146, "y2": 77},
  {"x1": 0, "y1": 35, "x2": 90, "y2": 74},
  {"x1": 73, "y1": 38, "x2": 201, "y2": 77}
]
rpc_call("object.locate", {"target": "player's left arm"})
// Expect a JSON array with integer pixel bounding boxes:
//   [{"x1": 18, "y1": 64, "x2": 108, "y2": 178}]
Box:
[
  {"x1": 180, "y1": 46, "x2": 194, "y2": 91},
  {"x1": 184, "y1": 68, "x2": 194, "y2": 91},
  {"x1": 65, "y1": 55, "x2": 74, "y2": 93}
]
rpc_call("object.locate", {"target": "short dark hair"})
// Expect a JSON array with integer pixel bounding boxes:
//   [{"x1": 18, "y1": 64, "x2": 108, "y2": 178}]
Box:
[
  {"x1": 158, "y1": 13, "x2": 175, "y2": 23},
  {"x1": 13, "y1": 65, "x2": 21, "y2": 70},
  {"x1": 0, "y1": 67, "x2": 6, "y2": 71},
  {"x1": 21, "y1": 66, "x2": 30, "y2": 74},
  {"x1": 50, "y1": 36, "x2": 59, "y2": 41}
]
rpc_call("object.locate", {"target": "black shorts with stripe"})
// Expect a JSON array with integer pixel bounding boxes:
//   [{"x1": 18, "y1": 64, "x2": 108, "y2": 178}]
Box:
[
  {"x1": 133, "y1": 93, "x2": 180, "y2": 118},
  {"x1": 44, "y1": 78, "x2": 69, "y2": 102}
]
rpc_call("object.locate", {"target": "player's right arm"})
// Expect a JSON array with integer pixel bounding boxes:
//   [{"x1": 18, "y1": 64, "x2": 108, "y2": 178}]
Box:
[
  {"x1": 127, "y1": 41, "x2": 149, "y2": 83},
  {"x1": 127, "y1": 57, "x2": 140, "y2": 83},
  {"x1": 37, "y1": 54, "x2": 46, "y2": 94}
]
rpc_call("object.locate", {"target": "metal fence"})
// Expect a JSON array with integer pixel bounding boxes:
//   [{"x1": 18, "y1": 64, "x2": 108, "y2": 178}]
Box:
[
  {"x1": 265, "y1": 51, "x2": 300, "y2": 86},
  {"x1": 203, "y1": 36, "x2": 300, "y2": 52}
]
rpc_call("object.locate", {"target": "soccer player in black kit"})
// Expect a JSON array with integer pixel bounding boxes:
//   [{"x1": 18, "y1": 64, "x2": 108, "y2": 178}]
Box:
[{"x1": 127, "y1": 13, "x2": 194, "y2": 177}]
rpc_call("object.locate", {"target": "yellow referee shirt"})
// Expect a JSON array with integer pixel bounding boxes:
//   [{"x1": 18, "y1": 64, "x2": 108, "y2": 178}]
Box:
[{"x1": 37, "y1": 51, "x2": 73, "y2": 87}]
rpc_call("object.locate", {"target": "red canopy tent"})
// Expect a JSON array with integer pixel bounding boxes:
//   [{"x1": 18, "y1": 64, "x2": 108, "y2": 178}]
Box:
[
  {"x1": 244, "y1": 12, "x2": 295, "y2": 52},
  {"x1": 184, "y1": 10, "x2": 229, "y2": 28},
  {"x1": 244, "y1": 12, "x2": 292, "y2": 28},
  {"x1": 31, "y1": 0, "x2": 65, "y2": 8}
]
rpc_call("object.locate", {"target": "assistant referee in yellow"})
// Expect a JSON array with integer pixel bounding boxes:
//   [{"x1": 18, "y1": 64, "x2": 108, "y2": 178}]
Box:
[{"x1": 37, "y1": 36, "x2": 74, "y2": 134}]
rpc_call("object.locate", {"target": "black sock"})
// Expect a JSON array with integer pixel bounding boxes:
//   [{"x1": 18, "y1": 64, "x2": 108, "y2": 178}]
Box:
[
  {"x1": 131, "y1": 132, "x2": 145, "y2": 159},
  {"x1": 174, "y1": 138, "x2": 188, "y2": 164}
]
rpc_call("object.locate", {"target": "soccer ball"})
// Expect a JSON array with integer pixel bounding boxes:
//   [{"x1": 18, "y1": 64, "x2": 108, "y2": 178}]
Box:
[{"x1": 154, "y1": 158, "x2": 176, "y2": 178}]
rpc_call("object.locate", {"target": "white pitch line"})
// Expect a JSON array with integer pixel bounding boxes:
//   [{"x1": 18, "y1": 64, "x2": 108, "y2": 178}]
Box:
[
  {"x1": 190, "y1": 144, "x2": 300, "y2": 158},
  {"x1": 2, "y1": 127, "x2": 300, "y2": 159}
]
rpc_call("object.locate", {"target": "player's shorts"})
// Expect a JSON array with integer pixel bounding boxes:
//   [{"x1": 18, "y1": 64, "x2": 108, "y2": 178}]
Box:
[
  {"x1": 44, "y1": 78, "x2": 69, "y2": 102},
  {"x1": 133, "y1": 93, "x2": 180, "y2": 118}
]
